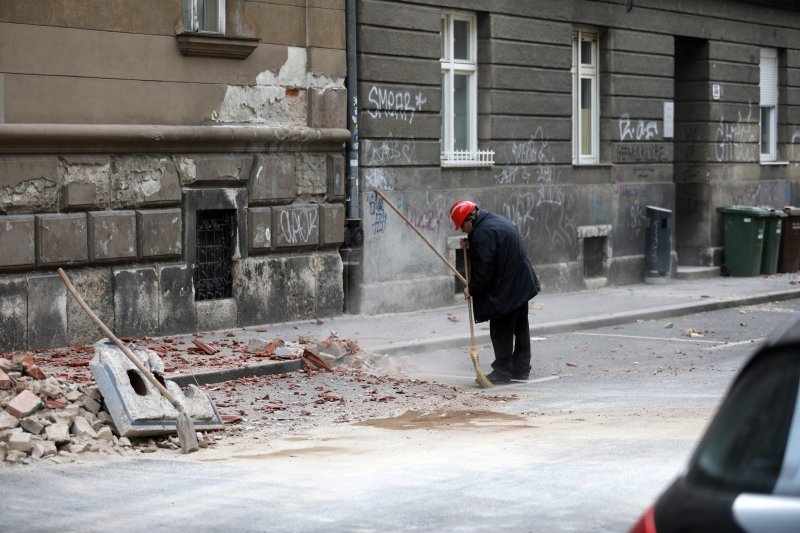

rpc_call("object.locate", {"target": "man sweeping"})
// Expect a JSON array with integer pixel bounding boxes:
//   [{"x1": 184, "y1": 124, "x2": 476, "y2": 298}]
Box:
[{"x1": 450, "y1": 200, "x2": 540, "y2": 385}]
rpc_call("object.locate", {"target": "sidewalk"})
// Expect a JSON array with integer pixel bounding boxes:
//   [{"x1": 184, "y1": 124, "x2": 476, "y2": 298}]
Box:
[{"x1": 162, "y1": 273, "x2": 800, "y2": 385}]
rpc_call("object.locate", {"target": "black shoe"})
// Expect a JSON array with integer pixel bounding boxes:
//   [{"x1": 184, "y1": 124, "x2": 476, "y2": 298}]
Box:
[
  {"x1": 484, "y1": 371, "x2": 512, "y2": 385},
  {"x1": 511, "y1": 372, "x2": 530, "y2": 381}
]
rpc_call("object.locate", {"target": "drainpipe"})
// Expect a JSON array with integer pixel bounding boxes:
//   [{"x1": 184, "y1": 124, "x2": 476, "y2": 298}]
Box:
[
  {"x1": 342, "y1": 0, "x2": 363, "y2": 314},
  {"x1": 345, "y1": 0, "x2": 360, "y2": 222}
]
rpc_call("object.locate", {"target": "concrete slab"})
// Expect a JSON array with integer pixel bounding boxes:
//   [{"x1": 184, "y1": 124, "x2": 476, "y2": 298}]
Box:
[{"x1": 89, "y1": 340, "x2": 223, "y2": 437}]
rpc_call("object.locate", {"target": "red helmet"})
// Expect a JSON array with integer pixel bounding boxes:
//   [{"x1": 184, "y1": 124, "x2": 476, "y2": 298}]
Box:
[{"x1": 449, "y1": 200, "x2": 477, "y2": 229}]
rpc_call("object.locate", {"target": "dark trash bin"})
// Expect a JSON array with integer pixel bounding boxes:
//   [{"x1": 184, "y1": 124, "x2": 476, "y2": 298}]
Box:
[
  {"x1": 716, "y1": 206, "x2": 769, "y2": 277},
  {"x1": 760, "y1": 208, "x2": 787, "y2": 275},
  {"x1": 778, "y1": 206, "x2": 800, "y2": 273},
  {"x1": 645, "y1": 206, "x2": 672, "y2": 283}
]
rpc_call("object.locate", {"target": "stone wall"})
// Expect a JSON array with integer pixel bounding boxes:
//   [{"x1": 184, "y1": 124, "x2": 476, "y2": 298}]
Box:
[{"x1": 0, "y1": 0, "x2": 349, "y2": 351}]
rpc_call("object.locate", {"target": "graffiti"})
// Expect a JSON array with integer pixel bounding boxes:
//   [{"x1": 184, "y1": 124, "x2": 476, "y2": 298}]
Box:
[
  {"x1": 278, "y1": 207, "x2": 318, "y2": 245},
  {"x1": 363, "y1": 167, "x2": 398, "y2": 191},
  {"x1": 495, "y1": 127, "x2": 559, "y2": 185},
  {"x1": 493, "y1": 166, "x2": 530, "y2": 185},
  {"x1": 368, "y1": 192, "x2": 387, "y2": 235},
  {"x1": 628, "y1": 198, "x2": 646, "y2": 239},
  {"x1": 502, "y1": 192, "x2": 537, "y2": 241},
  {"x1": 617, "y1": 143, "x2": 667, "y2": 162},
  {"x1": 401, "y1": 196, "x2": 446, "y2": 233},
  {"x1": 367, "y1": 85, "x2": 427, "y2": 124},
  {"x1": 619, "y1": 114, "x2": 659, "y2": 141},
  {"x1": 366, "y1": 136, "x2": 416, "y2": 166},
  {"x1": 714, "y1": 104, "x2": 756, "y2": 162}
]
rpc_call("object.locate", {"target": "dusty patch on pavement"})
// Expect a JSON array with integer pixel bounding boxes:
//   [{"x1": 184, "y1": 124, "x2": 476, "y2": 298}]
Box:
[{"x1": 356, "y1": 409, "x2": 528, "y2": 431}]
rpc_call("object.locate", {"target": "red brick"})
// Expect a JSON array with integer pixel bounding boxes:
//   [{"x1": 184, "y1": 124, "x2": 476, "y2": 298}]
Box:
[
  {"x1": 0, "y1": 369, "x2": 11, "y2": 389},
  {"x1": 6, "y1": 390, "x2": 43, "y2": 418}
]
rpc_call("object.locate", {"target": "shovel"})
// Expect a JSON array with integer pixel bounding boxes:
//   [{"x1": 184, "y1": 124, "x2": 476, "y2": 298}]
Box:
[{"x1": 57, "y1": 268, "x2": 200, "y2": 454}]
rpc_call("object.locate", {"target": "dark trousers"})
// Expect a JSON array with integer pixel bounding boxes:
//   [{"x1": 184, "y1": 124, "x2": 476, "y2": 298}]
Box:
[{"x1": 489, "y1": 302, "x2": 531, "y2": 377}]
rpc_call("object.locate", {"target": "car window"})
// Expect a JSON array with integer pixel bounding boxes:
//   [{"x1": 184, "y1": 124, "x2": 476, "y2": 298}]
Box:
[{"x1": 687, "y1": 349, "x2": 800, "y2": 495}]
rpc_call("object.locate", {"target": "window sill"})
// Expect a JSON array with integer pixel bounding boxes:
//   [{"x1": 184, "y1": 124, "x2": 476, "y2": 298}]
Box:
[
  {"x1": 176, "y1": 32, "x2": 260, "y2": 59},
  {"x1": 760, "y1": 160, "x2": 789, "y2": 166}
]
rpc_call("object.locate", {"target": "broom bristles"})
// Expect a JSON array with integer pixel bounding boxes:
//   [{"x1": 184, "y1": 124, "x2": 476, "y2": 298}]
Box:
[{"x1": 471, "y1": 347, "x2": 493, "y2": 389}]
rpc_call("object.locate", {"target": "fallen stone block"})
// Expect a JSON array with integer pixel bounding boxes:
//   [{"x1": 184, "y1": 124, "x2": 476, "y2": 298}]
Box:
[
  {"x1": 90, "y1": 341, "x2": 223, "y2": 437},
  {"x1": 45, "y1": 422, "x2": 71, "y2": 443},
  {"x1": 31, "y1": 440, "x2": 57, "y2": 459},
  {"x1": 0, "y1": 357, "x2": 11, "y2": 372},
  {"x1": 6, "y1": 390, "x2": 43, "y2": 418},
  {"x1": 71, "y1": 416, "x2": 98, "y2": 439},
  {"x1": 82, "y1": 396, "x2": 101, "y2": 414},
  {"x1": 20, "y1": 417, "x2": 44, "y2": 435},
  {"x1": 0, "y1": 369, "x2": 12, "y2": 389},
  {"x1": 96, "y1": 426, "x2": 114, "y2": 442},
  {"x1": 0, "y1": 411, "x2": 20, "y2": 430},
  {"x1": 8, "y1": 431, "x2": 32, "y2": 452},
  {"x1": 64, "y1": 442, "x2": 89, "y2": 454},
  {"x1": 5, "y1": 449, "x2": 26, "y2": 463},
  {"x1": 65, "y1": 390, "x2": 83, "y2": 402}
]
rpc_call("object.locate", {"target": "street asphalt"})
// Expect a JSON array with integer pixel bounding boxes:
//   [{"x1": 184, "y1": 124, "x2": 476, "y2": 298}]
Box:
[{"x1": 169, "y1": 272, "x2": 800, "y2": 386}]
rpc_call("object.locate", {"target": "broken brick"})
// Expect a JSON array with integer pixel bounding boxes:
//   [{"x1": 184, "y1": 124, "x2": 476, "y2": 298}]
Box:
[
  {"x1": 6, "y1": 390, "x2": 43, "y2": 418},
  {"x1": 0, "y1": 369, "x2": 12, "y2": 389}
]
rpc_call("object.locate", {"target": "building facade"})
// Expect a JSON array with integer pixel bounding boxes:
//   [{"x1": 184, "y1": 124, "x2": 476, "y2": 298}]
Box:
[
  {"x1": 2, "y1": 0, "x2": 800, "y2": 351},
  {"x1": 0, "y1": 0, "x2": 349, "y2": 350},
  {"x1": 346, "y1": 0, "x2": 800, "y2": 315}
]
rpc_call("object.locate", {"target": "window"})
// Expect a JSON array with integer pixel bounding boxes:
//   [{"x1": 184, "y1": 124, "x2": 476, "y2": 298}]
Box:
[
  {"x1": 572, "y1": 31, "x2": 599, "y2": 165},
  {"x1": 440, "y1": 12, "x2": 493, "y2": 167},
  {"x1": 760, "y1": 48, "x2": 778, "y2": 162},
  {"x1": 188, "y1": 0, "x2": 225, "y2": 33}
]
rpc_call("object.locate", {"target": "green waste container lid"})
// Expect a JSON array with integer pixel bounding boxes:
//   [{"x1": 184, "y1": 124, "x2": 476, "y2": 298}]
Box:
[
  {"x1": 760, "y1": 207, "x2": 788, "y2": 218},
  {"x1": 716, "y1": 206, "x2": 772, "y2": 217}
]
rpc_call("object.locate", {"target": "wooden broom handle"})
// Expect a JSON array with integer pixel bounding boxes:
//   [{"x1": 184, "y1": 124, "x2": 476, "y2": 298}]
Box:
[
  {"x1": 57, "y1": 268, "x2": 179, "y2": 405},
  {"x1": 374, "y1": 189, "x2": 468, "y2": 286}
]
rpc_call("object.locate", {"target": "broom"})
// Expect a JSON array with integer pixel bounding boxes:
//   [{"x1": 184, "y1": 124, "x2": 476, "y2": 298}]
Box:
[
  {"x1": 373, "y1": 189, "x2": 491, "y2": 388},
  {"x1": 463, "y1": 248, "x2": 493, "y2": 389},
  {"x1": 57, "y1": 268, "x2": 200, "y2": 454}
]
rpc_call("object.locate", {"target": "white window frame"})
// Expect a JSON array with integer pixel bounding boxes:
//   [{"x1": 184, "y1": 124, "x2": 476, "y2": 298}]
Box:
[
  {"x1": 440, "y1": 12, "x2": 493, "y2": 168},
  {"x1": 188, "y1": 0, "x2": 225, "y2": 34},
  {"x1": 760, "y1": 48, "x2": 778, "y2": 162},
  {"x1": 572, "y1": 30, "x2": 600, "y2": 165}
]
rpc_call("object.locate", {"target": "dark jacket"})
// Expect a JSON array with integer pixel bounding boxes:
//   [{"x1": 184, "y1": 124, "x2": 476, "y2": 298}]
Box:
[{"x1": 467, "y1": 210, "x2": 539, "y2": 323}]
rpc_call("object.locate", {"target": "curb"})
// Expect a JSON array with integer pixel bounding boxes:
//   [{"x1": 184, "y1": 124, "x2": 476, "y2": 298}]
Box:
[
  {"x1": 166, "y1": 288, "x2": 800, "y2": 385},
  {"x1": 369, "y1": 288, "x2": 800, "y2": 357}
]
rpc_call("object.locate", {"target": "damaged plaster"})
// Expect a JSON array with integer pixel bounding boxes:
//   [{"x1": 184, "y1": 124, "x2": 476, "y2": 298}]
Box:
[
  {"x1": 111, "y1": 157, "x2": 181, "y2": 208},
  {"x1": 216, "y1": 47, "x2": 345, "y2": 126},
  {"x1": 0, "y1": 178, "x2": 57, "y2": 213}
]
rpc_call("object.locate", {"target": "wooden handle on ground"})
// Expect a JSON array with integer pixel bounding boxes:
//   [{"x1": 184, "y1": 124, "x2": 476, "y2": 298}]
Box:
[
  {"x1": 374, "y1": 189, "x2": 468, "y2": 286},
  {"x1": 57, "y1": 268, "x2": 179, "y2": 405}
]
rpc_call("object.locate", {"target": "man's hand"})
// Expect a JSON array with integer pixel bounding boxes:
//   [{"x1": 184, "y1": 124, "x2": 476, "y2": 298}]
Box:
[
  {"x1": 463, "y1": 287, "x2": 470, "y2": 300},
  {"x1": 460, "y1": 237, "x2": 468, "y2": 250}
]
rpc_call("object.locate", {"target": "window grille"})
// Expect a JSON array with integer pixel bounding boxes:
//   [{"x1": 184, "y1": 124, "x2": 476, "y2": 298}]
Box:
[
  {"x1": 195, "y1": 210, "x2": 235, "y2": 301},
  {"x1": 441, "y1": 149, "x2": 495, "y2": 167}
]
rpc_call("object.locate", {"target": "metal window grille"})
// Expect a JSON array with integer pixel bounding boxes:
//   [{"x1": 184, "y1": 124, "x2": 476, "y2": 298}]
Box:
[
  {"x1": 195, "y1": 210, "x2": 235, "y2": 301},
  {"x1": 440, "y1": 149, "x2": 495, "y2": 168}
]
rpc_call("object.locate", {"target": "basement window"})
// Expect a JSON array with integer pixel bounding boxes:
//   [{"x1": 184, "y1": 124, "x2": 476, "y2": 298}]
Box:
[
  {"x1": 195, "y1": 210, "x2": 235, "y2": 301},
  {"x1": 584, "y1": 236, "x2": 607, "y2": 278}
]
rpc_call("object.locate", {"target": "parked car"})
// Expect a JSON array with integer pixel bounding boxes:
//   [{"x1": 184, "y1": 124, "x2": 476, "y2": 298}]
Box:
[{"x1": 630, "y1": 315, "x2": 800, "y2": 533}]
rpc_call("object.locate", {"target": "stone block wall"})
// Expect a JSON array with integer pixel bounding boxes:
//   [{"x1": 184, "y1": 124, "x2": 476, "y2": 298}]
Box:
[
  {"x1": 0, "y1": 146, "x2": 348, "y2": 351},
  {"x1": 0, "y1": 0, "x2": 350, "y2": 351},
  {"x1": 351, "y1": 0, "x2": 800, "y2": 315}
]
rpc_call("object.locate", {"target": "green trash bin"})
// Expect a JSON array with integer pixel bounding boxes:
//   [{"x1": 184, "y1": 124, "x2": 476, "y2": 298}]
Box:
[
  {"x1": 760, "y1": 208, "x2": 787, "y2": 275},
  {"x1": 717, "y1": 206, "x2": 770, "y2": 276}
]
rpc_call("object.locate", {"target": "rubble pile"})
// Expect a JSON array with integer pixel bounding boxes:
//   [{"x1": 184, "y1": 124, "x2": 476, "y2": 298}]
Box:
[{"x1": 0, "y1": 352, "x2": 217, "y2": 466}]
